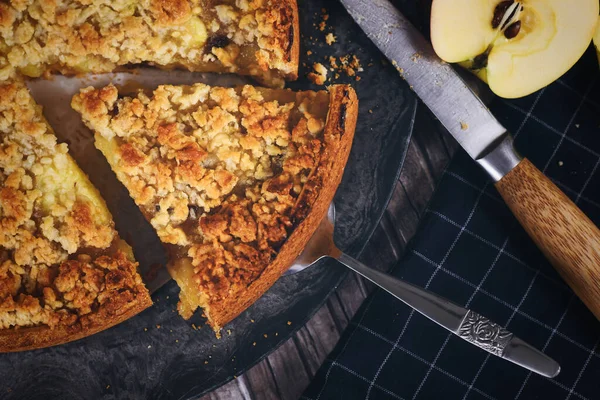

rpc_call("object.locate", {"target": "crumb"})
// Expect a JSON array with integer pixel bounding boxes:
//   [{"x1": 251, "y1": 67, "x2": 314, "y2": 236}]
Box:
[
  {"x1": 558, "y1": 161, "x2": 564, "y2": 167},
  {"x1": 250, "y1": 319, "x2": 255, "y2": 323},
  {"x1": 307, "y1": 50, "x2": 313, "y2": 56},
  {"x1": 170, "y1": 330, "x2": 173, "y2": 333},
  {"x1": 175, "y1": 339, "x2": 179, "y2": 343},
  {"x1": 234, "y1": 375, "x2": 237, "y2": 379},
  {"x1": 575, "y1": 124, "x2": 580, "y2": 128},
  {"x1": 335, "y1": 73, "x2": 340, "y2": 79},
  {"x1": 147, "y1": 345, "x2": 152, "y2": 349},
  {"x1": 369, "y1": 110, "x2": 373, "y2": 114},
  {"x1": 227, "y1": 329, "x2": 232, "y2": 335},
  {"x1": 308, "y1": 63, "x2": 328, "y2": 85},
  {"x1": 275, "y1": 332, "x2": 278, "y2": 336},
  {"x1": 156, "y1": 324, "x2": 161, "y2": 329},
  {"x1": 264, "y1": 334, "x2": 268, "y2": 338},
  {"x1": 253, "y1": 342, "x2": 257, "y2": 346},
  {"x1": 325, "y1": 33, "x2": 336, "y2": 45},
  {"x1": 329, "y1": 56, "x2": 338, "y2": 69},
  {"x1": 355, "y1": 76, "x2": 361, "y2": 81},
  {"x1": 411, "y1": 53, "x2": 421, "y2": 63},
  {"x1": 144, "y1": 328, "x2": 148, "y2": 332},
  {"x1": 204, "y1": 361, "x2": 209, "y2": 364},
  {"x1": 287, "y1": 321, "x2": 292, "y2": 325},
  {"x1": 166, "y1": 296, "x2": 169, "y2": 299},
  {"x1": 460, "y1": 121, "x2": 469, "y2": 131},
  {"x1": 106, "y1": 385, "x2": 110, "y2": 389},
  {"x1": 319, "y1": 21, "x2": 326, "y2": 31}
]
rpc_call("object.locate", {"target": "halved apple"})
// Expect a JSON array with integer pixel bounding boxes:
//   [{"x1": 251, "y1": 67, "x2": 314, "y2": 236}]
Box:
[{"x1": 431, "y1": 0, "x2": 599, "y2": 98}]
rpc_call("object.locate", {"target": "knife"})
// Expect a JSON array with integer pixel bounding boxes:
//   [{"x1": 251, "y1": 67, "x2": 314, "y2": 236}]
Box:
[{"x1": 339, "y1": 0, "x2": 600, "y2": 331}]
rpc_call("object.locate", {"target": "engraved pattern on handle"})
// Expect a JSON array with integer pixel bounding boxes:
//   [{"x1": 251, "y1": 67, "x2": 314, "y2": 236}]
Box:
[{"x1": 458, "y1": 310, "x2": 513, "y2": 356}]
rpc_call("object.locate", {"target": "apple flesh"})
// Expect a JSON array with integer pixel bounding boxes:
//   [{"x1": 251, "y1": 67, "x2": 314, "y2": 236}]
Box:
[{"x1": 431, "y1": 0, "x2": 599, "y2": 98}]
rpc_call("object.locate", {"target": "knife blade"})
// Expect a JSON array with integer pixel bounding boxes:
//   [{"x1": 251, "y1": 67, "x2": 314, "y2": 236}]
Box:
[
  {"x1": 340, "y1": 0, "x2": 600, "y2": 378},
  {"x1": 340, "y1": 0, "x2": 506, "y2": 160}
]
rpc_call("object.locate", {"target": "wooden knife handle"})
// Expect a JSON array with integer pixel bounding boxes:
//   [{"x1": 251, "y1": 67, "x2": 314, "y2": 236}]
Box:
[{"x1": 496, "y1": 158, "x2": 600, "y2": 319}]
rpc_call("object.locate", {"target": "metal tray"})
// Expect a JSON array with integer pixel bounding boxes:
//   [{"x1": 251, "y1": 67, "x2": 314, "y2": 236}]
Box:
[{"x1": 0, "y1": 1, "x2": 418, "y2": 398}]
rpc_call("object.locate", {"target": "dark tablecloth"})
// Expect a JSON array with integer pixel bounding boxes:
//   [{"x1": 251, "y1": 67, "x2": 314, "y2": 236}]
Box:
[{"x1": 302, "y1": 44, "x2": 600, "y2": 400}]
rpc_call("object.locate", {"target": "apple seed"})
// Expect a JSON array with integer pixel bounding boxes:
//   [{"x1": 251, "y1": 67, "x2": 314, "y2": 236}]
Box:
[
  {"x1": 504, "y1": 21, "x2": 521, "y2": 39},
  {"x1": 492, "y1": 1, "x2": 514, "y2": 29}
]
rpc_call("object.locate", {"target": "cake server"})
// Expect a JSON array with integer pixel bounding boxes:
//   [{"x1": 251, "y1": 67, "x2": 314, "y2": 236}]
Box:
[
  {"x1": 340, "y1": 0, "x2": 600, "y2": 322},
  {"x1": 288, "y1": 203, "x2": 560, "y2": 378}
]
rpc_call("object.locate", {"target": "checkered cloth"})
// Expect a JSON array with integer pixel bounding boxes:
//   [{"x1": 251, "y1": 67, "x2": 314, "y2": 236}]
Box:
[{"x1": 302, "y1": 48, "x2": 600, "y2": 400}]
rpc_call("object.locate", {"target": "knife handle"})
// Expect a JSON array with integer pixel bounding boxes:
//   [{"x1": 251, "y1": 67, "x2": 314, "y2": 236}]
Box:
[{"x1": 496, "y1": 158, "x2": 600, "y2": 319}]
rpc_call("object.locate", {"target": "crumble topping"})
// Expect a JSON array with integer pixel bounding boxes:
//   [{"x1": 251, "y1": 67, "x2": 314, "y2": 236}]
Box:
[
  {"x1": 0, "y1": 0, "x2": 297, "y2": 86},
  {"x1": 73, "y1": 82, "x2": 330, "y2": 309},
  {"x1": 308, "y1": 62, "x2": 328, "y2": 85},
  {"x1": 0, "y1": 81, "x2": 148, "y2": 330}
]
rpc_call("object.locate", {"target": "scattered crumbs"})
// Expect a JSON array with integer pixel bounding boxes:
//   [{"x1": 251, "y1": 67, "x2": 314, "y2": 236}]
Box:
[
  {"x1": 253, "y1": 342, "x2": 257, "y2": 346},
  {"x1": 308, "y1": 63, "x2": 328, "y2": 85},
  {"x1": 558, "y1": 160, "x2": 564, "y2": 167},
  {"x1": 156, "y1": 324, "x2": 161, "y2": 329},
  {"x1": 287, "y1": 321, "x2": 292, "y2": 326},
  {"x1": 319, "y1": 21, "x2": 326, "y2": 31},
  {"x1": 460, "y1": 121, "x2": 469, "y2": 131},
  {"x1": 369, "y1": 109, "x2": 373, "y2": 114},
  {"x1": 325, "y1": 33, "x2": 336, "y2": 45},
  {"x1": 250, "y1": 319, "x2": 255, "y2": 323},
  {"x1": 391, "y1": 60, "x2": 404, "y2": 75},
  {"x1": 411, "y1": 53, "x2": 421, "y2": 63},
  {"x1": 144, "y1": 328, "x2": 148, "y2": 332},
  {"x1": 263, "y1": 334, "x2": 268, "y2": 338},
  {"x1": 329, "y1": 56, "x2": 338, "y2": 69},
  {"x1": 106, "y1": 385, "x2": 110, "y2": 390},
  {"x1": 307, "y1": 50, "x2": 313, "y2": 56},
  {"x1": 147, "y1": 345, "x2": 152, "y2": 349}
]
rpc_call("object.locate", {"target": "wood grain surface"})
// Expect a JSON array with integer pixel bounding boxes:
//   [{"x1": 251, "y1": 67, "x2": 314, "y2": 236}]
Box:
[
  {"x1": 496, "y1": 158, "x2": 600, "y2": 321},
  {"x1": 198, "y1": 106, "x2": 458, "y2": 400}
]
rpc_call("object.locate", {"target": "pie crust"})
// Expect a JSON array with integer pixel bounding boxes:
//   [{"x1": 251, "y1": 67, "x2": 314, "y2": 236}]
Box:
[
  {"x1": 0, "y1": 0, "x2": 300, "y2": 87},
  {"x1": 0, "y1": 81, "x2": 152, "y2": 352},
  {"x1": 73, "y1": 82, "x2": 358, "y2": 331}
]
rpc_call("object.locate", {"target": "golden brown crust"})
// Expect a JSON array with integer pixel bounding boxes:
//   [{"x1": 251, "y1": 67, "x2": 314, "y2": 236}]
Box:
[
  {"x1": 205, "y1": 85, "x2": 358, "y2": 328},
  {"x1": 73, "y1": 81, "x2": 357, "y2": 332},
  {"x1": 0, "y1": 277, "x2": 151, "y2": 353},
  {"x1": 0, "y1": 80, "x2": 152, "y2": 352},
  {"x1": 0, "y1": 0, "x2": 299, "y2": 87}
]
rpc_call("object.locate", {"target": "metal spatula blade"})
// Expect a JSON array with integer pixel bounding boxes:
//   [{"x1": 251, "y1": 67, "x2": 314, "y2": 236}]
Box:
[{"x1": 290, "y1": 203, "x2": 561, "y2": 378}]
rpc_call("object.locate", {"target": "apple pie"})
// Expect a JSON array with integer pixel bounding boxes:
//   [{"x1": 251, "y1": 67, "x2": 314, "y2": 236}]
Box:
[
  {"x1": 0, "y1": 0, "x2": 299, "y2": 87},
  {"x1": 72, "y1": 82, "x2": 358, "y2": 331},
  {"x1": 0, "y1": 80, "x2": 151, "y2": 352}
]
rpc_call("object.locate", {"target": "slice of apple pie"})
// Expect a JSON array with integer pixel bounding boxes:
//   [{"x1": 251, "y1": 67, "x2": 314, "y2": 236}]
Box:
[
  {"x1": 0, "y1": 80, "x2": 151, "y2": 352},
  {"x1": 0, "y1": 0, "x2": 299, "y2": 87},
  {"x1": 72, "y1": 82, "x2": 357, "y2": 331}
]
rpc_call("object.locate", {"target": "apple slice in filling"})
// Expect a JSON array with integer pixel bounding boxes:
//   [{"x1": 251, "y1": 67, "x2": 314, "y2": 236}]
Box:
[{"x1": 431, "y1": 0, "x2": 599, "y2": 98}]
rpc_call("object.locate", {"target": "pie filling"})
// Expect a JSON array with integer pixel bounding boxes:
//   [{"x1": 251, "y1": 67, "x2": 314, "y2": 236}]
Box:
[
  {"x1": 0, "y1": 81, "x2": 150, "y2": 338},
  {"x1": 72, "y1": 82, "x2": 338, "y2": 328},
  {"x1": 0, "y1": 0, "x2": 298, "y2": 87}
]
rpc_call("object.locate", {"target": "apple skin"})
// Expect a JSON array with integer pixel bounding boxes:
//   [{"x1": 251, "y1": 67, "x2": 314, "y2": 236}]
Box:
[
  {"x1": 431, "y1": 0, "x2": 599, "y2": 99},
  {"x1": 594, "y1": 16, "x2": 600, "y2": 65}
]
